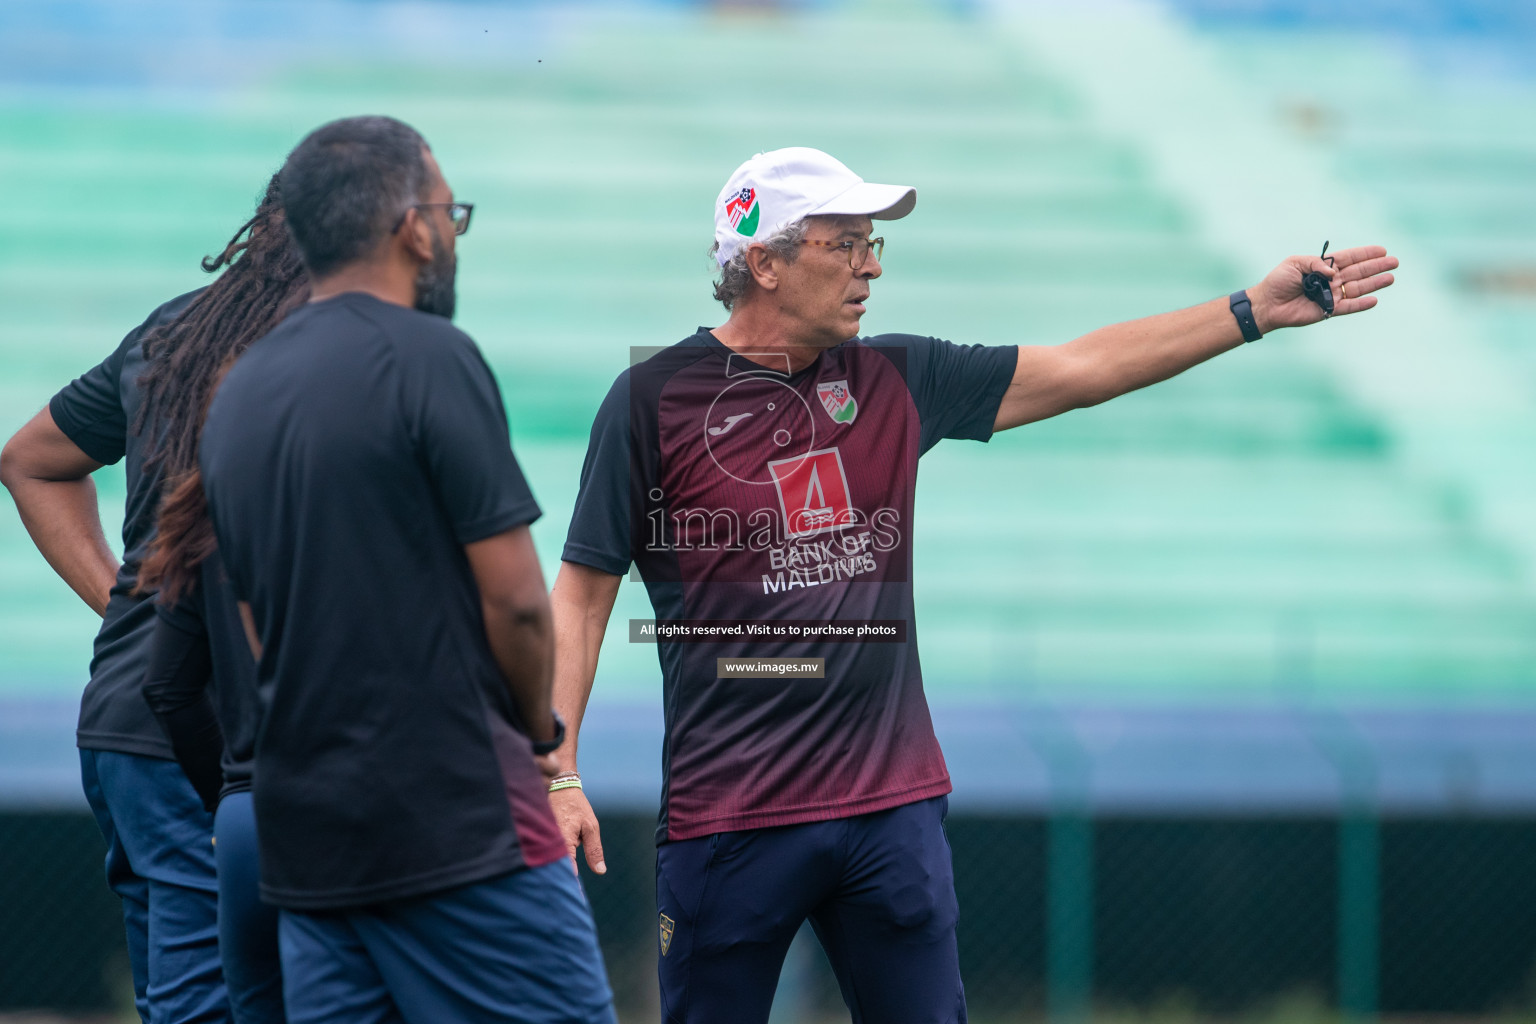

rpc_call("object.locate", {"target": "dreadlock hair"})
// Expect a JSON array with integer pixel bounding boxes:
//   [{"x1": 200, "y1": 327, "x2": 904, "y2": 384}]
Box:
[
  {"x1": 139, "y1": 467, "x2": 221, "y2": 606},
  {"x1": 135, "y1": 174, "x2": 310, "y2": 604}
]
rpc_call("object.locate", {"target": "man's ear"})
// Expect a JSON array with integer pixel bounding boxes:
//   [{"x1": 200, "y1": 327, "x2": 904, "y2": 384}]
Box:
[
  {"x1": 398, "y1": 207, "x2": 434, "y2": 265},
  {"x1": 744, "y1": 245, "x2": 780, "y2": 292}
]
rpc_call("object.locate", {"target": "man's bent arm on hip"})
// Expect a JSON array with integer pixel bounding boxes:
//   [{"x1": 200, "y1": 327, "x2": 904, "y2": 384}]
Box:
[{"x1": 1, "y1": 408, "x2": 117, "y2": 616}]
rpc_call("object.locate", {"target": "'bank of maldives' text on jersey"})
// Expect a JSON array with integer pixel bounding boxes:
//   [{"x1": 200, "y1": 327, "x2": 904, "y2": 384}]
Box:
[{"x1": 563, "y1": 330, "x2": 1016, "y2": 842}]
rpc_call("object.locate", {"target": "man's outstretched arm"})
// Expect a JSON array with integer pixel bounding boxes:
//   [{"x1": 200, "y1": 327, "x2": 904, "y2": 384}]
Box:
[
  {"x1": 994, "y1": 245, "x2": 1399, "y2": 431},
  {"x1": 548, "y1": 560, "x2": 622, "y2": 875},
  {"x1": 0, "y1": 408, "x2": 118, "y2": 616},
  {"x1": 466, "y1": 526, "x2": 558, "y2": 765}
]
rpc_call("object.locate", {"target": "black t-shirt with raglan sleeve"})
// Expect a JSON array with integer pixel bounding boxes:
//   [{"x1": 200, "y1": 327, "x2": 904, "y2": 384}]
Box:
[
  {"x1": 48, "y1": 288, "x2": 204, "y2": 760},
  {"x1": 200, "y1": 292, "x2": 567, "y2": 911},
  {"x1": 563, "y1": 329, "x2": 1017, "y2": 843}
]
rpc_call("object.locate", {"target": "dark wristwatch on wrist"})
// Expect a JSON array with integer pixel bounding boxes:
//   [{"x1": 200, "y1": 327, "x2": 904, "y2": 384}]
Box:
[
  {"x1": 531, "y1": 711, "x2": 566, "y2": 756},
  {"x1": 1229, "y1": 289, "x2": 1262, "y2": 343}
]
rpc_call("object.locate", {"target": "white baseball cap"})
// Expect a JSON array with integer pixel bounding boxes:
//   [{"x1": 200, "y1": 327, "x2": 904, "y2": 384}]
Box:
[{"x1": 713, "y1": 147, "x2": 916, "y2": 266}]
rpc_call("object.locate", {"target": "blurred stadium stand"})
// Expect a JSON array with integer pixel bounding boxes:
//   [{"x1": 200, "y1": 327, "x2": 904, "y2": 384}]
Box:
[{"x1": 1, "y1": 0, "x2": 1533, "y2": 1020}]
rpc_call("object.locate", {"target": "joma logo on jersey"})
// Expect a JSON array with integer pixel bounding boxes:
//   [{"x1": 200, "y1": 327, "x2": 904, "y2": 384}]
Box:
[
  {"x1": 767, "y1": 448, "x2": 854, "y2": 539},
  {"x1": 724, "y1": 187, "x2": 760, "y2": 236}
]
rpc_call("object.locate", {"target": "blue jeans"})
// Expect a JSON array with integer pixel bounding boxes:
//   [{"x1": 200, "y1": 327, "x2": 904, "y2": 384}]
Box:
[
  {"x1": 656, "y1": 796, "x2": 964, "y2": 1024},
  {"x1": 279, "y1": 861, "x2": 615, "y2": 1024},
  {"x1": 215, "y1": 792, "x2": 283, "y2": 1024},
  {"x1": 80, "y1": 749, "x2": 228, "y2": 1024}
]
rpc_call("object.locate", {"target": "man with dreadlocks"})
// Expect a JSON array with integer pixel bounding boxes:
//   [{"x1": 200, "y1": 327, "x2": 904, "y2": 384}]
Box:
[
  {"x1": 0, "y1": 175, "x2": 304, "y2": 1024},
  {"x1": 133, "y1": 175, "x2": 309, "y2": 1024}
]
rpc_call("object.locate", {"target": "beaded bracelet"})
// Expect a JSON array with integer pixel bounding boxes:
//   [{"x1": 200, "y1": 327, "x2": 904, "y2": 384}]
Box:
[{"x1": 548, "y1": 772, "x2": 582, "y2": 794}]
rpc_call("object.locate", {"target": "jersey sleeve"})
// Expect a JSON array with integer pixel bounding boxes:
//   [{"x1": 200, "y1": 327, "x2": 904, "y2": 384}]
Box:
[
  {"x1": 891, "y1": 335, "x2": 1017, "y2": 455},
  {"x1": 49, "y1": 290, "x2": 202, "y2": 465},
  {"x1": 561, "y1": 371, "x2": 634, "y2": 577},
  {"x1": 48, "y1": 328, "x2": 135, "y2": 466},
  {"x1": 403, "y1": 331, "x2": 542, "y2": 545}
]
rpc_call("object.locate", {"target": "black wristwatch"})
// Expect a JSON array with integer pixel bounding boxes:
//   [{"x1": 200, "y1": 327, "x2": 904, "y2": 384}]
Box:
[
  {"x1": 531, "y1": 711, "x2": 566, "y2": 756},
  {"x1": 1229, "y1": 290, "x2": 1262, "y2": 343}
]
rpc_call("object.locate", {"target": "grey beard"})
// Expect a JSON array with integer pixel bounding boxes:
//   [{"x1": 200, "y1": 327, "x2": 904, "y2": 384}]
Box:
[{"x1": 414, "y1": 230, "x2": 457, "y2": 320}]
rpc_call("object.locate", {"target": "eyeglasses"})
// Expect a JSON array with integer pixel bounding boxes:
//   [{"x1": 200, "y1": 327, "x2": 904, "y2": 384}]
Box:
[
  {"x1": 392, "y1": 202, "x2": 474, "y2": 237},
  {"x1": 800, "y1": 236, "x2": 884, "y2": 270}
]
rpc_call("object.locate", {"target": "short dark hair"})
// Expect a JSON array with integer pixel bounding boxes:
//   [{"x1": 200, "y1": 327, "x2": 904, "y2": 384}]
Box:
[{"x1": 279, "y1": 116, "x2": 430, "y2": 277}]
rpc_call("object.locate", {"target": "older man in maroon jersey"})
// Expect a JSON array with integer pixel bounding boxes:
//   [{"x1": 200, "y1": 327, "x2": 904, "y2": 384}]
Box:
[{"x1": 549, "y1": 146, "x2": 1397, "y2": 1024}]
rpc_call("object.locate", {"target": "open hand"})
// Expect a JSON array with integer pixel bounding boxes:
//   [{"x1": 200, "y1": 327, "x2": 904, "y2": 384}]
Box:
[
  {"x1": 550, "y1": 786, "x2": 607, "y2": 875},
  {"x1": 1251, "y1": 245, "x2": 1398, "y2": 332}
]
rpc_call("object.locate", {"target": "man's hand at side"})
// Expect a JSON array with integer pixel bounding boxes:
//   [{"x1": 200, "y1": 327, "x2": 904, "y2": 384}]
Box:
[
  {"x1": 551, "y1": 785, "x2": 606, "y2": 876},
  {"x1": 548, "y1": 560, "x2": 622, "y2": 875},
  {"x1": 0, "y1": 407, "x2": 118, "y2": 615}
]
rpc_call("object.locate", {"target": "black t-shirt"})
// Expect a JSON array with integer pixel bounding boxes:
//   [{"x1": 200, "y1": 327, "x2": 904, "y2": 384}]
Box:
[
  {"x1": 48, "y1": 289, "x2": 204, "y2": 759},
  {"x1": 145, "y1": 551, "x2": 260, "y2": 802},
  {"x1": 200, "y1": 292, "x2": 566, "y2": 911},
  {"x1": 563, "y1": 330, "x2": 1016, "y2": 842}
]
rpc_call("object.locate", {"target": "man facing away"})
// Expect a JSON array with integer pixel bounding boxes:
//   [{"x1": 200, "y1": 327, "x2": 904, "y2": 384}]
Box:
[
  {"x1": 549, "y1": 146, "x2": 1398, "y2": 1023},
  {"x1": 199, "y1": 116, "x2": 615, "y2": 1024},
  {"x1": 0, "y1": 183, "x2": 316, "y2": 1023}
]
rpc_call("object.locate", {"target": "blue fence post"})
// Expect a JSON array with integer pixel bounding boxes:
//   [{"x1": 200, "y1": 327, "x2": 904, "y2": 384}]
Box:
[
  {"x1": 1337, "y1": 805, "x2": 1380, "y2": 1020},
  {"x1": 1000, "y1": 623, "x2": 1094, "y2": 1023},
  {"x1": 1028, "y1": 715, "x2": 1093, "y2": 1024},
  {"x1": 1282, "y1": 615, "x2": 1381, "y2": 1022},
  {"x1": 1046, "y1": 805, "x2": 1093, "y2": 1024}
]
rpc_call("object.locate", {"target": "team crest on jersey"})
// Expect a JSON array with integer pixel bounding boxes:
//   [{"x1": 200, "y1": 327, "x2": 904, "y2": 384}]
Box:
[
  {"x1": 816, "y1": 380, "x2": 857, "y2": 424},
  {"x1": 767, "y1": 447, "x2": 854, "y2": 539},
  {"x1": 725, "y1": 187, "x2": 760, "y2": 237},
  {"x1": 659, "y1": 913, "x2": 676, "y2": 956}
]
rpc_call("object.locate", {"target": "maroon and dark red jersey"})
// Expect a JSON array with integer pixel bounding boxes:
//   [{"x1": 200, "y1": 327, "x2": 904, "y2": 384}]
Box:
[{"x1": 564, "y1": 330, "x2": 1016, "y2": 842}]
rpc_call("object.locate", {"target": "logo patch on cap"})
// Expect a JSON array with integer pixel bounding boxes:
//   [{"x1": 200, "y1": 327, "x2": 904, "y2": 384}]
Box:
[{"x1": 725, "y1": 187, "x2": 761, "y2": 237}]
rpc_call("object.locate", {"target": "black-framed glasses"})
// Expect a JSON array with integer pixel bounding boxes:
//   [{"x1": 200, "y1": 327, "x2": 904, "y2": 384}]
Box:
[
  {"x1": 800, "y1": 236, "x2": 884, "y2": 269},
  {"x1": 392, "y1": 202, "x2": 474, "y2": 236}
]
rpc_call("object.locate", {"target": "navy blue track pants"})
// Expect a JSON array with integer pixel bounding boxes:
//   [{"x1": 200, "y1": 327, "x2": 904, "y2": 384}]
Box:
[
  {"x1": 214, "y1": 792, "x2": 283, "y2": 1023},
  {"x1": 655, "y1": 795, "x2": 965, "y2": 1024},
  {"x1": 80, "y1": 749, "x2": 228, "y2": 1024},
  {"x1": 279, "y1": 861, "x2": 615, "y2": 1024}
]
